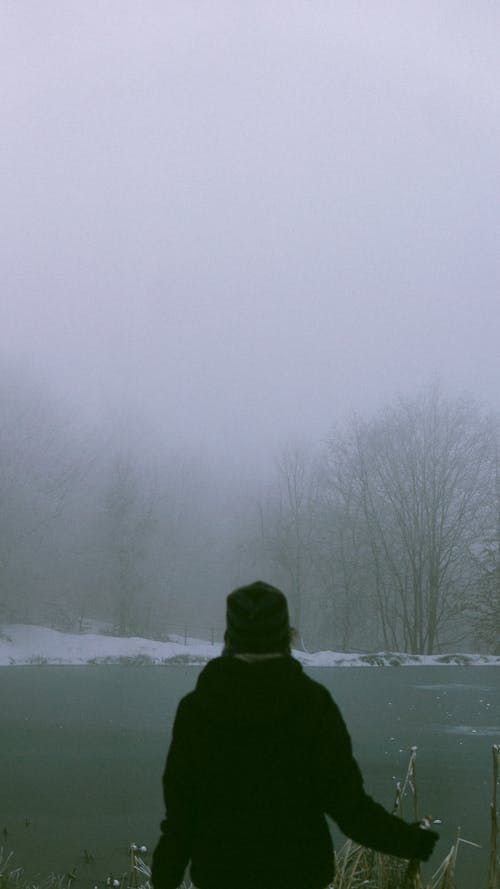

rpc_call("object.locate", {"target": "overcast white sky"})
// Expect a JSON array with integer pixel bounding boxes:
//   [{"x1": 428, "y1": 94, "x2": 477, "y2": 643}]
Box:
[{"x1": 2, "y1": 2, "x2": 499, "y2": 472}]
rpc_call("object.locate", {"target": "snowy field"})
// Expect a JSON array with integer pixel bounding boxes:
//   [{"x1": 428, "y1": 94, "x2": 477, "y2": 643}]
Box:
[{"x1": 1, "y1": 623, "x2": 499, "y2": 666}]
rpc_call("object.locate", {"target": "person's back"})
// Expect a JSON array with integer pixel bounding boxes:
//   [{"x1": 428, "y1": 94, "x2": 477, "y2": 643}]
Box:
[{"x1": 152, "y1": 581, "x2": 438, "y2": 889}]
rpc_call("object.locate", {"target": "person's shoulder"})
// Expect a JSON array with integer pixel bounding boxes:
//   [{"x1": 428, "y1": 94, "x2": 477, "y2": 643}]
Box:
[
  {"x1": 290, "y1": 661, "x2": 334, "y2": 707},
  {"x1": 296, "y1": 666, "x2": 347, "y2": 720},
  {"x1": 297, "y1": 665, "x2": 332, "y2": 700},
  {"x1": 173, "y1": 688, "x2": 199, "y2": 724}
]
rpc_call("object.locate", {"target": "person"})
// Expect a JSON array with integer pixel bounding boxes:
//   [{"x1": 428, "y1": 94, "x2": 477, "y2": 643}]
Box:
[{"x1": 151, "y1": 581, "x2": 438, "y2": 889}]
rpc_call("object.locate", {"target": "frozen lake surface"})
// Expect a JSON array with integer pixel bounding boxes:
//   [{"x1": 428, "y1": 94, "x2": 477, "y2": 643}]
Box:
[{"x1": 0, "y1": 665, "x2": 498, "y2": 888}]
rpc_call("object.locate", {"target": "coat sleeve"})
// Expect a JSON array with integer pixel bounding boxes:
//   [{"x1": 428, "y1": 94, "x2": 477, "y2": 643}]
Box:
[
  {"x1": 315, "y1": 690, "x2": 429, "y2": 860},
  {"x1": 151, "y1": 697, "x2": 196, "y2": 889}
]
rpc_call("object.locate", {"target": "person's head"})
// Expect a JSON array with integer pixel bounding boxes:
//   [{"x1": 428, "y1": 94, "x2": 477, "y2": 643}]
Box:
[{"x1": 224, "y1": 580, "x2": 293, "y2": 655}]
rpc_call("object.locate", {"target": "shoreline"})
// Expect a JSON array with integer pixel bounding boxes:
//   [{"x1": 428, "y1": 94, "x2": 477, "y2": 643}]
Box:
[{"x1": 1, "y1": 624, "x2": 499, "y2": 667}]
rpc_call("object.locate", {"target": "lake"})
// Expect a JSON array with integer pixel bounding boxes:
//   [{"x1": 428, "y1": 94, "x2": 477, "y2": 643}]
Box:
[{"x1": 0, "y1": 665, "x2": 498, "y2": 888}]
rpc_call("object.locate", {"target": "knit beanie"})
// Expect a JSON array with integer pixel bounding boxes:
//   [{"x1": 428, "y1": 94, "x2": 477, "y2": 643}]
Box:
[{"x1": 225, "y1": 581, "x2": 291, "y2": 654}]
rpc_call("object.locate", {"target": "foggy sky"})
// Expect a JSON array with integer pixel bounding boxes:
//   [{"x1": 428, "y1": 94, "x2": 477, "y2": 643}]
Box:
[{"x1": 2, "y1": 2, "x2": 500, "y2": 473}]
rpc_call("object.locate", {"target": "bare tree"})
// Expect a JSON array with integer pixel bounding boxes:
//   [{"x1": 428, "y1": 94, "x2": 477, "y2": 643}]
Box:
[
  {"x1": 474, "y1": 542, "x2": 500, "y2": 653},
  {"x1": 324, "y1": 387, "x2": 496, "y2": 653},
  {"x1": 473, "y1": 428, "x2": 500, "y2": 652},
  {"x1": 315, "y1": 437, "x2": 374, "y2": 651},
  {"x1": 0, "y1": 370, "x2": 79, "y2": 625},
  {"x1": 101, "y1": 453, "x2": 158, "y2": 636},
  {"x1": 73, "y1": 447, "x2": 220, "y2": 639},
  {"x1": 258, "y1": 443, "x2": 320, "y2": 647}
]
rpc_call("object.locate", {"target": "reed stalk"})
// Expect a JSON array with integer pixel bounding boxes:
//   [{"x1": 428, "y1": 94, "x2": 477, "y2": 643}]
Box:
[{"x1": 488, "y1": 745, "x2": 499, "y2": 889}]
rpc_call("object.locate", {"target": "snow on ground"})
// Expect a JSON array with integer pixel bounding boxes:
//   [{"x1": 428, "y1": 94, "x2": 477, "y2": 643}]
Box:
[{"x1": 1, "y1": 624, "x2": 499, "y2": 666}]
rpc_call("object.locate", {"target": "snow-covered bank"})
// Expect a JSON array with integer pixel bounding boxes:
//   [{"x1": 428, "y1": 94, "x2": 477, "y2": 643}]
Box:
[{"x1": 1, "y1": 624, "x2": 499, "y2": 666}]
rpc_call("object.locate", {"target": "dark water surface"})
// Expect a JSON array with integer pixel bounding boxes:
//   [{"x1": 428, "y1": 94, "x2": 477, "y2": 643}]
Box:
[{"x1": 0, "y1": 665, "x2": 498, "y2": 888}]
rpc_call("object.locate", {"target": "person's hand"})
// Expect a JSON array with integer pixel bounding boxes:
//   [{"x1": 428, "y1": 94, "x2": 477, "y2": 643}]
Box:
[{"x1": 409, "y1": 820, "x2": 439, "y2": 861}]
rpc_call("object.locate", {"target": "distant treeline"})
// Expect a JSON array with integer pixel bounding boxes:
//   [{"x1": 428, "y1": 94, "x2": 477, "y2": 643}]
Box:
[{"x1": 0, "y1": 368, "x2": 498, "y2": 654}]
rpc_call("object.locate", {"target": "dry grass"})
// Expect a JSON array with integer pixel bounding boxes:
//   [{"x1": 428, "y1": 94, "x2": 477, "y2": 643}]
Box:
[{"x1": 331, "y1": 744, "x2": 498, "y2": 889}]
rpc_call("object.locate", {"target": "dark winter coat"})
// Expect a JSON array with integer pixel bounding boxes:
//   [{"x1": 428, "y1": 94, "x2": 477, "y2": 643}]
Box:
[{"x1": 152, "y1": 655, "x2": 430, "y2": 889}]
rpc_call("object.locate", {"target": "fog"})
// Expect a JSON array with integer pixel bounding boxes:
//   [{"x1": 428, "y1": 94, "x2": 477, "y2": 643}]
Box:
[
  {"x1": 1, "y1": 4, "x2": 499, "y2": 645},
  {"x1": 2, "y1": 2, "x2": 499, "y2": 467}
]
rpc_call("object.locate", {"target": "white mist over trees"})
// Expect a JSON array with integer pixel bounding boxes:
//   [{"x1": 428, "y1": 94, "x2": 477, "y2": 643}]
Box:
[
  {"x1": 99, "y1": 454, "x2": 158, "y2": 636},
  {"x1": 0, "y1": 368, "x2": 498, "y2": 654},
  {"x1": 0, "y1": 371, "x2": 82, "y2": 626},
  {"x1": 258, "y1": 388, "x2": 500, "y2": 654},
  {"x1": 472, "y1": 438, "x2": 500, "y2": 652},
  {"x1": 257, "y1": 444, "x2": 322, "y2": 650}
]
